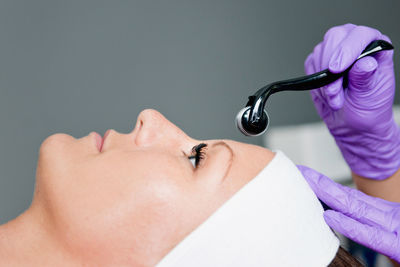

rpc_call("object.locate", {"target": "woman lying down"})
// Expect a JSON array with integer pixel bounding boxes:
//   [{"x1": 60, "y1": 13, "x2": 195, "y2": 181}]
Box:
[{"x1": 0, "y1": 109, "x2": 362, "y2": 266}]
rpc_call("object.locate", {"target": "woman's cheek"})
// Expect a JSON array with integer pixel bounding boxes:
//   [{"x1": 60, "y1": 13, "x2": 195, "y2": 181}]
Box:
[{"x1": 33, "y1": 144, "x2": 200, "y2": 257}]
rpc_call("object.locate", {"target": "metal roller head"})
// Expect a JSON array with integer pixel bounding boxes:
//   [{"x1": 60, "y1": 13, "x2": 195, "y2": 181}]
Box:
[{"x1": 235, "y1": 106, "x2": 269, "y2": 136}]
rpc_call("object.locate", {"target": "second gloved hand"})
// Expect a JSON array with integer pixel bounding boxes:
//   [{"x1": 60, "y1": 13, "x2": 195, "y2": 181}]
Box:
[
  {"x1": 304, "y1": 24, "x2": 400, "y2": 180},
  {"x1": 297, "y1": 165, "x2": 400, "y2": 263}
]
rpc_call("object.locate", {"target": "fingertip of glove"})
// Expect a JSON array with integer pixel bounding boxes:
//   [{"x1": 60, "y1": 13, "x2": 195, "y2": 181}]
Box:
[
  {"x1": 297, "y1": 165, "x2": 315, "y2": 181},
  {"x1": 352, "y1": 56, "x2": 378, "y2": 73},
  {"x1": 324, "y1": 210, "x2": 340, "y2": 226},
  {"x1": 324, "y1": 209, "x2": 336, "y2": 217}
]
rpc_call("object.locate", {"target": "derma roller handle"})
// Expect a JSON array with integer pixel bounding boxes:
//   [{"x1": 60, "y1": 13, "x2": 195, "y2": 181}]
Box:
[
  {"x1": 254, "y1": 40, "x2": 394, "y2": 97},
  {"x1": 237, "y1": 40, "x2": 394, "y2": 137}
]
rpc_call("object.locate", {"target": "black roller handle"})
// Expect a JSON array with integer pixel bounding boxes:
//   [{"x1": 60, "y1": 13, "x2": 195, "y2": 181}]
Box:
[
  {"x1": 236, "y1": 40, "x2": 394, "y2": 137},
  {"x1": 246, "y1": 40, "x2": 394, "y2": 109}
]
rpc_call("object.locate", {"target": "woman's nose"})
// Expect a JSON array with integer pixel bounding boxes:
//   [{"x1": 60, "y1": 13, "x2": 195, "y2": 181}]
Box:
[{"x1": 133, "y1": 109, "x2": 191, "y2": 147}]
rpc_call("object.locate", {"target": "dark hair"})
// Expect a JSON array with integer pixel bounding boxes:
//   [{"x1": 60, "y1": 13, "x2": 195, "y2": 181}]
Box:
[{"x1": 328, "y1": 246, "x2": 363, "y2": 267}]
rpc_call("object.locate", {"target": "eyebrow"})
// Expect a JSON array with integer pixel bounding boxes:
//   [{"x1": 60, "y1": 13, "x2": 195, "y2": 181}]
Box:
[{"x1": 211, "y1": 141, "x2": 234, "y2": 183}]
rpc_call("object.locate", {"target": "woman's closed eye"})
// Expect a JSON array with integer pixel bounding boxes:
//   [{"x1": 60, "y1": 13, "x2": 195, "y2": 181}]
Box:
[{"x1": 188, "y1": 143, "x2": 208, "y2": 168}]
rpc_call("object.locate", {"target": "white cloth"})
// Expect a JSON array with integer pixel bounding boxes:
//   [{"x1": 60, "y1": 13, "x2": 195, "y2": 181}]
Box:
[{"x1": 156, "y1": 150, "x2": 340, "y2": 267}]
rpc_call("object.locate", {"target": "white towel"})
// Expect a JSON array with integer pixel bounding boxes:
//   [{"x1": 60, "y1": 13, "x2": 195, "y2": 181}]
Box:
[{"x1": 156, "y1": 150, "x2": 339, "y2": 267}]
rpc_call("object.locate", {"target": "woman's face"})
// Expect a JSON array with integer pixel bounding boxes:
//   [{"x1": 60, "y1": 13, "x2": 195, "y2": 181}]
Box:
[{"x1": 32, "y1": 109, "x2": 274, "y2": 266}]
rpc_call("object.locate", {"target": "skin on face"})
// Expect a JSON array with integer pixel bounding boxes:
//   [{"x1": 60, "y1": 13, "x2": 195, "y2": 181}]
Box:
[{"x1": 0, "y1": 109, "x2": 274, "y2": 267}]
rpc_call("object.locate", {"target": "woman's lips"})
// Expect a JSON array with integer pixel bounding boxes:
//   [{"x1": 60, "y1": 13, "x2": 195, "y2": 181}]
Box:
[
  {"x1": 92, "y1": 132, "x2": 103, "y2": 152},
  {"x1": 101, "y1": 129, "x2": 112, "y2": 151},
  {"x1": 92, "y1": 129, "x2": 112, "y2": 152}
]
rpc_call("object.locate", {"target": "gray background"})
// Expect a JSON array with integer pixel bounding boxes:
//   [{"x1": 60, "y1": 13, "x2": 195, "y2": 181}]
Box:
[{"x1": 0, "y1": 0, "x2": 399, "y2": 224}]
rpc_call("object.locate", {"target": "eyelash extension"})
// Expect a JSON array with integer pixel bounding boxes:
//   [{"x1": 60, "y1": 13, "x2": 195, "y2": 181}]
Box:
[{"x1": 188, "y1": 143, "x2": 208, "y2": 168}]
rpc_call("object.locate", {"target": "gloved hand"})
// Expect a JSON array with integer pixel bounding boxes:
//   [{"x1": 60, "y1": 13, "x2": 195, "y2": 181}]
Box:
[
  {"x1": 304, "y1": 23, "x2": 400, "y2": 180},
  {"x1": 297, "y1": 165, "x2": 400, "y2": 262}
]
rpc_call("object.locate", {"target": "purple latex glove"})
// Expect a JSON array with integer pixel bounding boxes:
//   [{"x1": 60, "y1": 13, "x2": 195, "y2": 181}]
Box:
[
  {"x1": 304, "y1": 24, "x2": 400, "y2": 180},
  {"x1": 297, "y1": 165, "x2": 400, "y2": 262}
]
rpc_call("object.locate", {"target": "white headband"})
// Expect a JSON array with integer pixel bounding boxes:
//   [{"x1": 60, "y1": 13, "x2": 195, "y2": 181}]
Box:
[{"x1": 156, "y1": 150, "x2": 339, "y2": 267}]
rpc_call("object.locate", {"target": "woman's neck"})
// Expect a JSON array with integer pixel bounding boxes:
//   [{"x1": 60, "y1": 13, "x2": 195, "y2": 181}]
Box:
[{"x1": 0, "y1": 207, "x2": 79, "y2": 266}]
